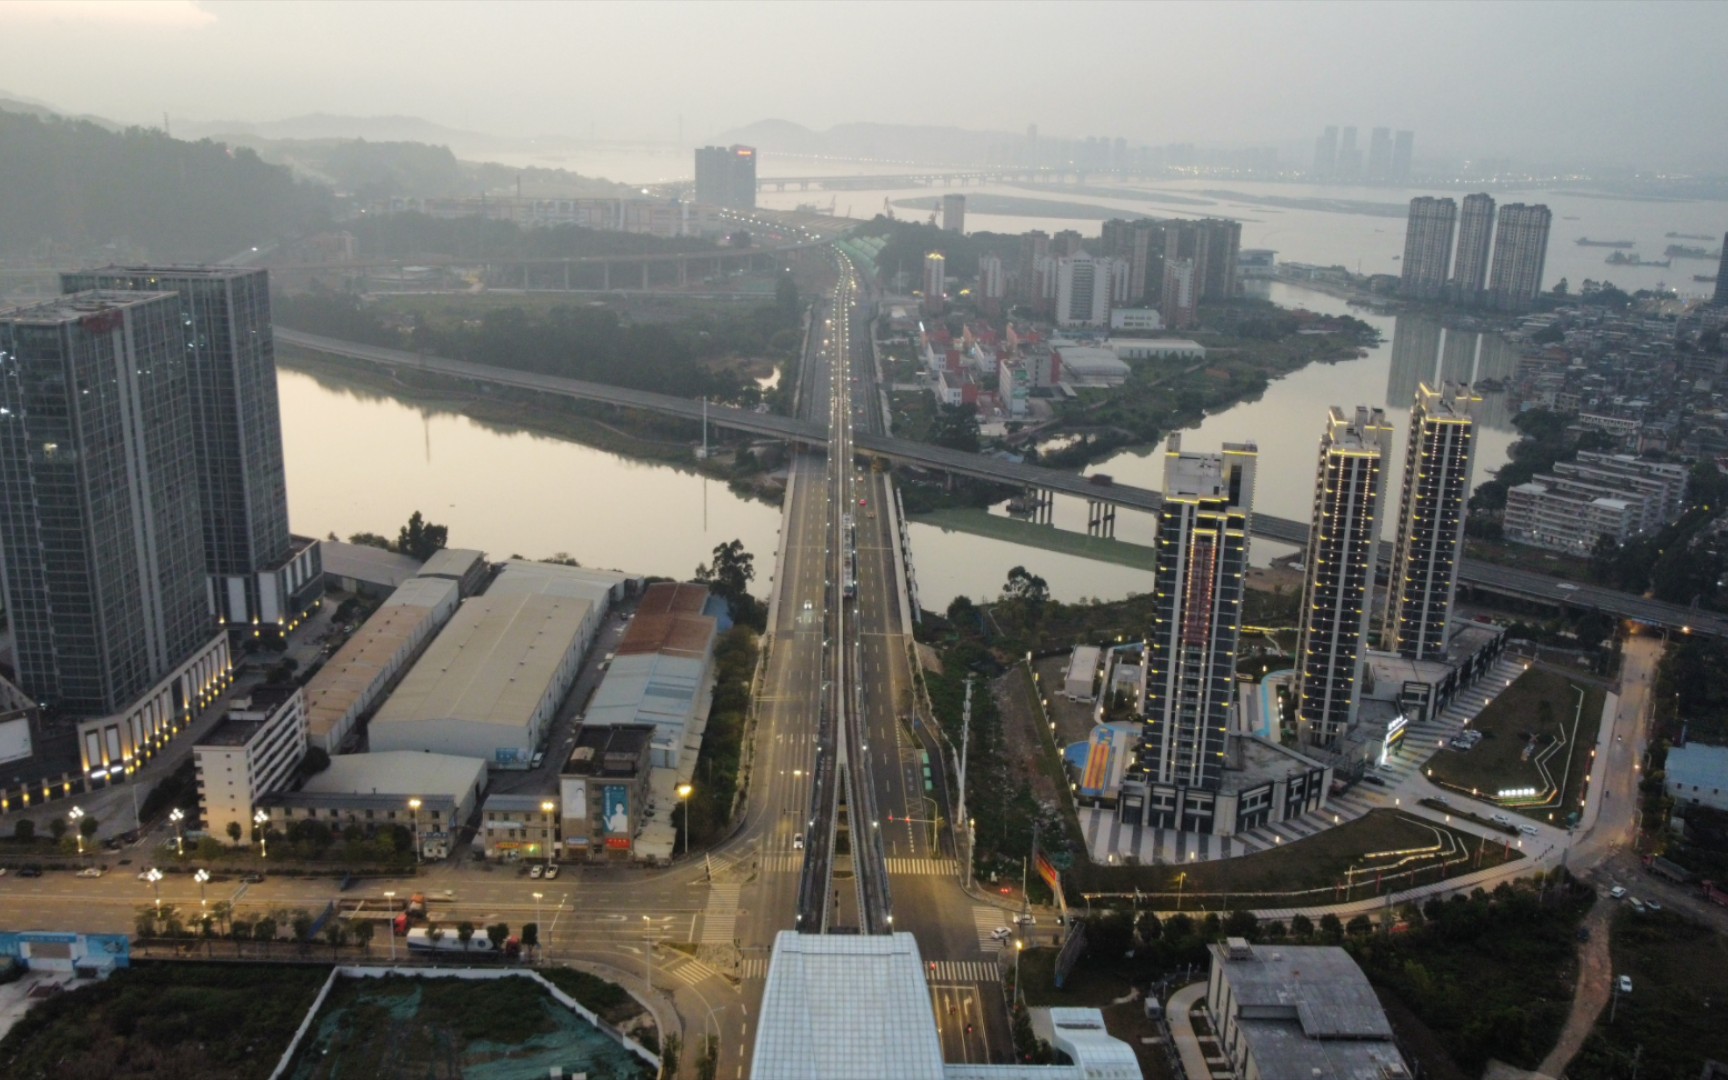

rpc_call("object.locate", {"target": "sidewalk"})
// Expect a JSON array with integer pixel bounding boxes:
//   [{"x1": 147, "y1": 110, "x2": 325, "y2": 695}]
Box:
[{"x1": 1164, "y1": 981, "x2": 1215, "y2": 1080}]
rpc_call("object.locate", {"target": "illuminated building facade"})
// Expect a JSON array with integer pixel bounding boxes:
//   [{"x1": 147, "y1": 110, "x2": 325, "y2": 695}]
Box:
[
  {"x1": 1120, "y1": 437, "x2": 1256, "y2": 832},
  {"x1": 1385, "y1": 382, "x2": 1479, "y2": 660},
  {"x1": 1295, "y1": 407, "x2": 1393, "y2": 749}
]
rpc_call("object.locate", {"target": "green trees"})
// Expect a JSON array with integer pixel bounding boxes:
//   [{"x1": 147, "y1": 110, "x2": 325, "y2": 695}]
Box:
[
  {"x1": 0, "y1": 110, "x2": 331, "y2": 262},
  {"x1": 397, "y1": 511, "x2": 449, "y2": 561},
  {"x1": 930, "y1": 402, "x2": 981, "y2": 453},
  {"x1": 696, "y1": 538, "x2": 763, "y2": 629}
]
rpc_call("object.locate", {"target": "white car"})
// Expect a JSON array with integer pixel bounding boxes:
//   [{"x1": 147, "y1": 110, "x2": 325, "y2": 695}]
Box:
[{"x1": 991, "y1": 926, "x2": 1013, "y2": 941}]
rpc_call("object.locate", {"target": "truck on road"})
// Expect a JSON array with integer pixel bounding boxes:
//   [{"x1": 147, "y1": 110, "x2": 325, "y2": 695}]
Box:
[{"x1": 1644, "y1": 854, "x2": 1693, "y2": 884}]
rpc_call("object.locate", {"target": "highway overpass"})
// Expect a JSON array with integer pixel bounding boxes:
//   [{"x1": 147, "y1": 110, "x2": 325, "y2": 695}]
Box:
[{"x1": 277, "y1": 328, "x2": 1728, "y2": 638}]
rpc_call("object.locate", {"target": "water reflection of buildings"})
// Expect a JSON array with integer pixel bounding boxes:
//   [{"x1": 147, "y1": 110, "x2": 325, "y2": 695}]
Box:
[{"x1": 1386, "y1": 314, "x2": 1515, "y2": 431}]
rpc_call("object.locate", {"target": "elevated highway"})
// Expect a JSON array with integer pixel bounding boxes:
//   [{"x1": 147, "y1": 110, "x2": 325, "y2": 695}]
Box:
[{"x1": 277, "y1": 327, "x2": 1728, "y2": 638}]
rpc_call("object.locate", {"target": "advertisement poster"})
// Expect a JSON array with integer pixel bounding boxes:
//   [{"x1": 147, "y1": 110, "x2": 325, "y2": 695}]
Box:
[{"x1": 603, "y1": 785, "x2": 629, "y2": 836}]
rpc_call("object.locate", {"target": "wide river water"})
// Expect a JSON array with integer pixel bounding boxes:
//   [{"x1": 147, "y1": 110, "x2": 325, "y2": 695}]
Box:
[{"x1": 279, "y1": 151, "x2": 1723, "y2": 604}]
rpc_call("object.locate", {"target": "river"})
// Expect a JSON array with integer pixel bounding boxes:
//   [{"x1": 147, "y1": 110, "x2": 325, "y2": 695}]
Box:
[{"x1": 276, "y1": 152, "x2": 1723, "y2": 605}]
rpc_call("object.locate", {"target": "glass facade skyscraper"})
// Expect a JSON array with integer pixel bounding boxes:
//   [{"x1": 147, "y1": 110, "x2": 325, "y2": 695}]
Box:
[
  {"x1": 61, "y1": 267, "x2": 295, "y2": 626},
  {"x1": 0, "y1": 292, "x2": 212, "y2": 713}
]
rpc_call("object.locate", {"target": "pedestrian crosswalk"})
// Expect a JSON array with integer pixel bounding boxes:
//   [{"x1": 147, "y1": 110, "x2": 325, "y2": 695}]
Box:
[
  {"x1": 972, "y1": 906, "x2": 1014, "y2": 952},
  {"x1": 661, "y1": 958, "x2": 708, "y2": 988},
  {"x1": 927, "y1": 960, "x2": 1001, "y2": 983},
  {"x1": 699, "y1": 883, "x2": 741, "y2": 946},
  {"x1": 886, "y1": 857, "x2": 957, "y2": 877}
]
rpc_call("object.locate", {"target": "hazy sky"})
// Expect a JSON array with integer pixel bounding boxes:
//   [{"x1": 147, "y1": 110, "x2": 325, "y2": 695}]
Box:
[{"x1": 1, "y1": 0, "x2": 1723, "y2": 169}]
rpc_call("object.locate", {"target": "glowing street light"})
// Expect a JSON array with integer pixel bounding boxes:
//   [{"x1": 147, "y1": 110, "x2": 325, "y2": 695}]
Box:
[
  {"x1": 677, "y1": 784, "x2": 694, "y2": 858},
  {"x1": 408, "y1": 798, "x2": 423, "y2": 864},
  {"x1": 540, "y1": 800, "x2": 556, "y2": 869}
]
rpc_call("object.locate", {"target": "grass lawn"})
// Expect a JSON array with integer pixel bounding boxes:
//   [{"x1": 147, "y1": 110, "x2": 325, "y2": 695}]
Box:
[
  {"x1": 1427, "y1": 665, "x2": 1604, "y2": 824},
  {"x1": 1565, "y1": 909, "x2": 1728, "y2": 1079},
  {"x1": 1067, "y1": 809, "x2": 1523, "y2": 907},
  {"x1": 0, "y1": 962, "x2": 332, "y2": 1080}
]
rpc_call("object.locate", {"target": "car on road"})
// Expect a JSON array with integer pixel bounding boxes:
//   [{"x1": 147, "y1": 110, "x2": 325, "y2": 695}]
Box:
[
  {"x1": 1617, "y1": 975, "x2": 1633, "y2": 994},
  {"x1": 990, "y1": 926, "x2": 1012, "y2": 941},
  {"x1": 529, "y1": 864, "x2": 544, "y2": 879},
  {"x1": 76, "y1": 867, "x2": 104, "y2": 878},
  {"x1": 792, "y1": 833, "x2": 804, "y2": 850},
  {"x1": 1609, "y1": 886, "x2": 1627, "y2": 899},
  {"x1": 543, "y1": 865, "x2": 560, "y2": 880}
]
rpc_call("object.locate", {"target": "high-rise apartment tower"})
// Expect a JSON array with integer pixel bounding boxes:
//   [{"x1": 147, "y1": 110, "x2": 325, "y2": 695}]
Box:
[
  {"x1": 1486, "y1": 203, "x2": 1552, "y2": 311},
  {"x1": 1400, "y1": 197, "x2": 1457, "y2": 301},
  {"x1": 0, "y1": 292, "x2": 213, "y2": 714},
  {"x1": 1448, "y1": 194, "x2": 1496, "y2": 306},
  {"x1": 1295, "y1": 407, "x2": 1394, "y2": 749},
  {"x1": 693, "y1": 145, "x2": 757, "y2": 209},
  {"x1": 60, "y1": 266, "x2": 315, "y2": 631},
  {"x1": 1384, "y1": 382, "x2": 1480, "y2": 660},
  {"x1": 1134, "y1": 437, "x2": 1256, "y2": 809}
]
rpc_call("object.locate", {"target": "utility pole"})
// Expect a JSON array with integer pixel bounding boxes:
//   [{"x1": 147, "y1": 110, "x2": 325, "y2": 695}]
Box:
[{"x1": 958, "y1": 678, "x2": 973, "y2": 891}]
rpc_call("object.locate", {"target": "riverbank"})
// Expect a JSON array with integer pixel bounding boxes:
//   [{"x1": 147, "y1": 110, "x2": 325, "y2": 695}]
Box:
[{"x1": 276, "y1": 345, "x2": 787, "y2": 504}]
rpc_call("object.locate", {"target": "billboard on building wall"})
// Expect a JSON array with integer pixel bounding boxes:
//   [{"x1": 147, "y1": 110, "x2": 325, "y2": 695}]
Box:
[{"x1": 603, "y1": 785, "x2": 629, "y2": 837}]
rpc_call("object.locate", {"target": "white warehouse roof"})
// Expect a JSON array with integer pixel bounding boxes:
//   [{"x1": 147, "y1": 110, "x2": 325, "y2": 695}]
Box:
[
  {"x1": 371, "y1": 592, "x2": 591, "y2": 738},
  {"x1": 306, "y1": 750, "x2": 486, "y2": 803}
]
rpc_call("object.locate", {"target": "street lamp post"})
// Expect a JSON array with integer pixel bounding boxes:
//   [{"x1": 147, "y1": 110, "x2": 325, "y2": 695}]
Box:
[
  {"x1": 69, "y1": 806, "x2": 85, "y2": 856},
  {"x1": 532, "y1": 891, "x2": 544, "y2": 964},
  {"x1": 254, "y1": 809, "x2": 269, "y2": 859},
  {"x1": 170, "y1": 808, "x2": 185, "y2": 857},
  {"x1": 384, "y1": 890, "x2": 397, "y2": 963},
  {"x1": 408, "y1": 798, "x2": 423, "y2": 864},
  {"x1": 540, "y1": 800, "x2": 556, "y2": 870},
  {"x1": 1014, "y1": 939, "x2": 1025, "y2": 1006},
  {"x1": 677, "y1": 784, "x2": 693, "y2": 858},
  {"x1": 194, "y1": 868, "x2": 210, "y2": 909}
]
